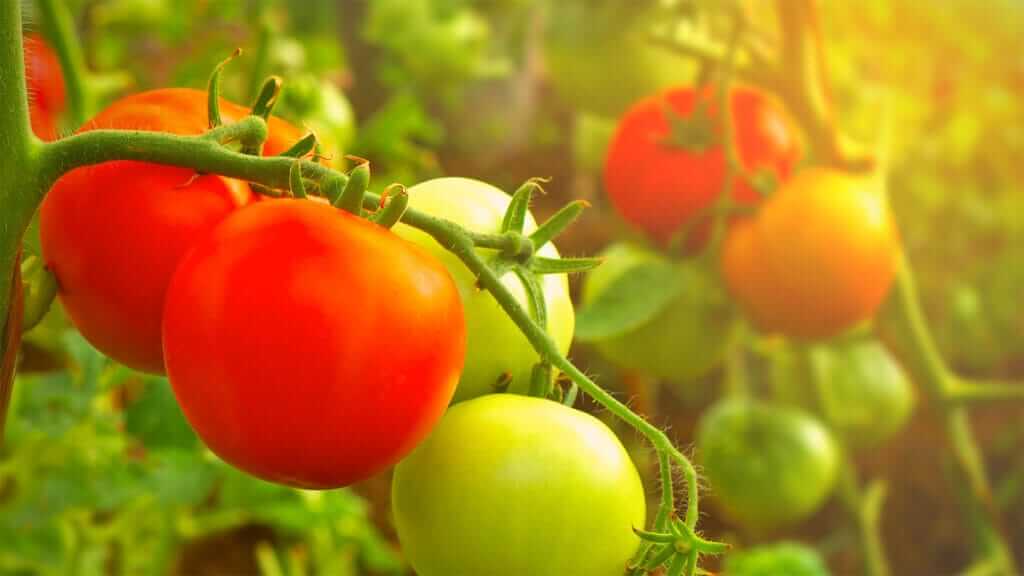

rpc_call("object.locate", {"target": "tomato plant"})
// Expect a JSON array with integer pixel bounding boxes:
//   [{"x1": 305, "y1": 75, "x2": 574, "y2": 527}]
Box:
[
  {"x1": 581, "y1": 242, "x2": 734, "y2": 382},
  {"x1": 40, "y1": 88, "x2": 305, "y2": 374},
  {"x1": 698, "y1": 399, "x2": 839, "y2": 529},
  {"x1": 24, "y1": 34, "x2": 66, "y2": 141},
  {"x1": 722, "y1": 168, "x2": 901, "y2": 340},
  {"x1": 162, "y1": 199, "x2": 465, "y2": 488},
  {"x1": 392, "y1": 394, "x2": 646, "y2": 576},
  {"x1": 604, "y1": 85, "x2": 802, "y2": 248},
  {"x1": 393, "y1": 177, "x2": 575, "y2": 403}
]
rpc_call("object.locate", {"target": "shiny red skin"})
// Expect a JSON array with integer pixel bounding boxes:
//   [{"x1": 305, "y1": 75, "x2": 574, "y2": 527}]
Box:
[
  {"x1": 40, "y1": 89, "x2": 305, "y2": 373},
  {"x1": 162, "y1": 200, "x2": 466, "y2": 489},
  {"x1": 604, "y1": 85, "x2": 802, "y2": 247},
  {"x1": 24, "y1": 34, "x2": 66, "y2": 141}
]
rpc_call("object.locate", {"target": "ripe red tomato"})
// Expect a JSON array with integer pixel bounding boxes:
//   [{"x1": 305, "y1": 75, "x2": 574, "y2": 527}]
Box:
[
  {"x1": 392, "y1": 394, "x2": 645, "y2": 576},
  {"x1": 722, "y1": 168, "x2": 901, "y2": 340},
  {"x1": 162, "y1": 200, "x2": 465, "y2": 489},
  {"x1": 604, "y1": 85, "x2": 802, "y2": 248},
  {"x1": 41, "y1": 89, "x2": 305, "y2": 373},
  {"x1": 24, "y1": 34, "x2": 66, "y2": 141}
]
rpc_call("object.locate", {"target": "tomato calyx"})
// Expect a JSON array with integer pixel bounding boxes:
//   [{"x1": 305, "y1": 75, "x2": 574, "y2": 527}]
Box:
[
  {"x1": 659, "y1": 98, "x2": 719, "y2": 153},
  {"x1": 630, "y1": 517, "x2": 729, "y2": 575}
]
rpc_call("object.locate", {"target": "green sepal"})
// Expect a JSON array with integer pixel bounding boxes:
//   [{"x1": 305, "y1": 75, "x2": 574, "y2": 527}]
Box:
[
  {"x1": 337, "y1": 162, "x2": 370, "y2": 215},
  {"x1": 289, "y1": 161, "x2": 306, "y2": 199},
  {"x1": 501, "y1": 179, "x2": 542, "y2": 234},
  {"x1": 277, "y1": 133, "x2": 318, "y2": 159},
  {"x1": 531, "y1": 256, "x2": 602, "y2": 275},
  {"x1": 529, "y1": 200, "x2": 588, "y2": 249},
  {"x1": 250, "y1": 75, "x2": 283, "y2": 121},
  {"x1": 372, "y1": 185, "x2": 409, "y2": 229},
  {"x1": 206, "y1": 48, "x2": 241, "y2": 129}
]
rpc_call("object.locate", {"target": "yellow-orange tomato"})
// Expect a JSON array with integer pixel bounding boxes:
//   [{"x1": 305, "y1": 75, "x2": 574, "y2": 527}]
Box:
[{"x1": 722, "y1": 168, "x2": 900, "y2": 340}]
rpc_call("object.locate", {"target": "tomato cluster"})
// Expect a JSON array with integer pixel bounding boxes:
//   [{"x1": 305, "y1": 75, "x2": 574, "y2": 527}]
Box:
[{"x1": 38, "y1": 85, "x2": 650, "y2": 573}]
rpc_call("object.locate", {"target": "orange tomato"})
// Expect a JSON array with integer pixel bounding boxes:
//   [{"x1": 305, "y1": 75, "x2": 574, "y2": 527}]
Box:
[{"x1": 722, "y1": 168, "x2": 900, "y2": 340}]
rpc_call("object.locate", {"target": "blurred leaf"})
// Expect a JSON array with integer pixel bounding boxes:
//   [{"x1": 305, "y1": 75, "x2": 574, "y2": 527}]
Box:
[{"x1": 575, "y1": 259, "x2": 684, "y2": 341}]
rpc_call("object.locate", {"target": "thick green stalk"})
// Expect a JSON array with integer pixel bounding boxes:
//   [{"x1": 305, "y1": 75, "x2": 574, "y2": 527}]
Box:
[{"x1": 880, "y1": 265, "x2": 1017, "y2": 574}]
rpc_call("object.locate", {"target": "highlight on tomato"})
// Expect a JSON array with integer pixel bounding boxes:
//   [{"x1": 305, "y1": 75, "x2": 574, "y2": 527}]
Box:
[
  {"x1": 392, "y1": 394, "x2": 646, "y2": 576},
  {"x1": 722, "y1": 168, "x2": 901, "y2": 340},
  {"x1": 162, "y1": 199, "x2": 466, "y2": 489},
  {"x1": 604, "y1": 85, "x2": 802, "y2": 249},
  {"x1": 393, "y1": 177, "x2": 575, "y2": 403},
  {"x1": 40, "y1": 88, "x2": 306, "y2": 374}
]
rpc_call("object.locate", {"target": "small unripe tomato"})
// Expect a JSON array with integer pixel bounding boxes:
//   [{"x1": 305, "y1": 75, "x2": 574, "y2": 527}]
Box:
[
  {"x1": 393, "y1": 177, "x2": 575, "y2": 403},
  {"x1": 41, "y1": 89, "x2": 305, "y2": 373},
  {"x1": 698, "y1": 399, "x2": 839, "y2": 529},
  {"x1": 163, "y1": 200, "x2": 465, "y2": 489},
  {"x1": 722, "y1": 168, "x2": 901, "y2": 340},
  {"x1": 581, "y1": 242, "x2": 734, "y2": 382},
  {"x1": 24, "y1": 34, "x2": 66, "y2": 141},
  {"x1": 604, "y1": 85, "x2": 802, "y2": 248},
  {"x1": 276, "y1": 74, "x2": 356, "y2": 160},
  {"x1": 393, "y1": 394, "x2": 645, "y2": 576}
]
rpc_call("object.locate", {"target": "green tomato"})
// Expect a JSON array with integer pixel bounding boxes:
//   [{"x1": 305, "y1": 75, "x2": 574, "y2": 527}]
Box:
[
  {"x1": 543, "y1": 0, "x2": 695, "y2": 117},
  {"x1": 581, "y1": 242, "x2": 734, "y2": 383},
  {"x1": 392, "y1": 394, "x2": 646, "y2": 576},
  {"x1": 698, "y1": 399, "x2": 839, "y2": 529},
  {"x1": 276, "y1": 74, "x2": 356, "y2": 158},
  {"x1": 724, "y1": 542, "x2": 831, "y2": 576},
  {"x1": 394, "y1": 178, "x2": 575, "y2": 403},
  {"x1": 811, "y1": 340, "x2": 915, "y2": 449}
]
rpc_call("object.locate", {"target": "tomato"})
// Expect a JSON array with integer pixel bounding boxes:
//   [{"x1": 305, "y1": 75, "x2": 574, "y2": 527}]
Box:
[
  {"x1": 604, "y1": 85, "x2": 802, "y2": 248},
  {"x1": 24, "y1": 34, "x2": 66, "y2": 141},
  {"x1": 543, "y1": 1, "x2": 694, "y2": 117},
  {"x1": 40, "y1": 89, "x2": 305, "y2": 373},
  {"x1": 722, "y1": 168, "x2": 901, "y2": 340},
  {"x1": 810, "y1": 340, "x2": 915, "y2": 449},
  {"x1": 162, "y1": 199, "x2": 465, "y2": 489},
  {"x1": 698, "y1": 399, "x2": 838, "y2": 529},
  {"x1": 392, "y1": 394, "x2": 645, "y2": 576},
  {"x1": 581, "y1": 242, "x2": 734, "y2": 382},
  {"x1": 393, "y1": 177, "x2": 574, "y2": 403}
]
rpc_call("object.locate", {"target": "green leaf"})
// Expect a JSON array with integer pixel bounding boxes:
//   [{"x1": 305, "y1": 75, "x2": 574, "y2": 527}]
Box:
[
  {"x1": 124, "y1": 377, "x2": 199, "y2": 451},
  {"x1": 575, "y1": 260, "x2": 684, "y2": 341}
]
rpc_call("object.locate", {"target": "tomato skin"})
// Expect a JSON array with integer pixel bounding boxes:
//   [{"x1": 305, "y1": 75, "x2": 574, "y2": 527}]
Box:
[
  {"x1": 722, "y1": 168, "x2": 901, "y2": 340},
  {"x1": 392, "y1": 394, "x2": 645, "y2": 576},
  {"x1": 24, "y1": 34, "x2": 66, "y2": 141},
  {"x1": 604, "y1": 86, "x2": 802, "y2": 248},
  {"x1": 698, "y1": 399, "x2": 838, "y2": 529},
  {"x1": 40, "y1": 89, "x2": 305, "y2": 373},
  {"x1": 162, "y1": 200, "x2": 465, "y2": 489},
  {"x1": 581, "y1": 242, "x2": 733, "y2": 382},
  {"x1": 393, "y1": 178, "x2": 575, "y2": 403}
]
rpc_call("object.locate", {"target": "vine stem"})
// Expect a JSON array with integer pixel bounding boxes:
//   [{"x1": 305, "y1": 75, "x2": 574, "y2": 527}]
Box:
[{"x1": 35, "y1": 0, "x2": 93, "y2": 127}]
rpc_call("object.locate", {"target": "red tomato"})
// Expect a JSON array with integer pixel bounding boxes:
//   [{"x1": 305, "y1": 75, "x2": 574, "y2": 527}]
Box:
[
  {"x1": 604, "y1": 85, "x2": 802, "y2": 248},
  {"x1": 722, "y1": 168, "x2": 901, "y2": 340},
  {"x1": 24, "y1": 34, "x2": 66, "y2": 141},
  {"x1": 162, "y1": 200, "x2": 465, "y2": 489},
  {"x1": 40, "y1": 89, "x2": 304, "y2": 373}
]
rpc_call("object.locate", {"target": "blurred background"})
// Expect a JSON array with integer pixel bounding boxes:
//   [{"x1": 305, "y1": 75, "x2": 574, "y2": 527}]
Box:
[{"x1": 4, "y1": 0, "x2": 1024, "y2": 574}]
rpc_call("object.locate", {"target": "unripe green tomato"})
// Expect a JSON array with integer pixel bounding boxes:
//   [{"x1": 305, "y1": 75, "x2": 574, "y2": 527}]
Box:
[
  {"x1": 543, "y1": 0, "x2": 694, "y2": 117},
  {"x1": 276, "y1": 74, "x2": 356, "y2": 158},
  {"x1": 724, "y1": 542, "x2": 830, "y2": 576},
  {"x1": 394, "y1": 178, "x2": 575, "y2": 403},
  {"x1": 392, "y1": 394, "x2": 646, "y2": 576},
  {"x1": 811, "y1": 340, "x2": 915, "y2": 449},
  {"x1": 581, "y1": 243, "x2": 734, "y2": 383},
  {"x1": 698, "y1": 399, "x2": 839, "y2": 529}
]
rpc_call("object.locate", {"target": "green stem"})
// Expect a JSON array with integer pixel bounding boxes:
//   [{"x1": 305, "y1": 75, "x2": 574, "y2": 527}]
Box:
[
  {"x1": 836, "y1": 456, "x2": 890, "y2": 576},
  {"x1": 946, "y1": 380, "x2": 1024, "y2": 405},
  {"x1": 35, "y1": 0, "x2": 93, "y2": 127},
  {"x1": 880, "y1": 264, "x2": 1017, "y2": 573}
]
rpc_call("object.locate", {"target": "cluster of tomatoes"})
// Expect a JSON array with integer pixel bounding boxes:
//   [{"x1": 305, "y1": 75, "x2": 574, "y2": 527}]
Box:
[
  {"x1": 581, "y1": 83, "x2": 911, "y2": 531},
  {"x1": 31, "y1": 43, "x2": 646, "y2": 574}
]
